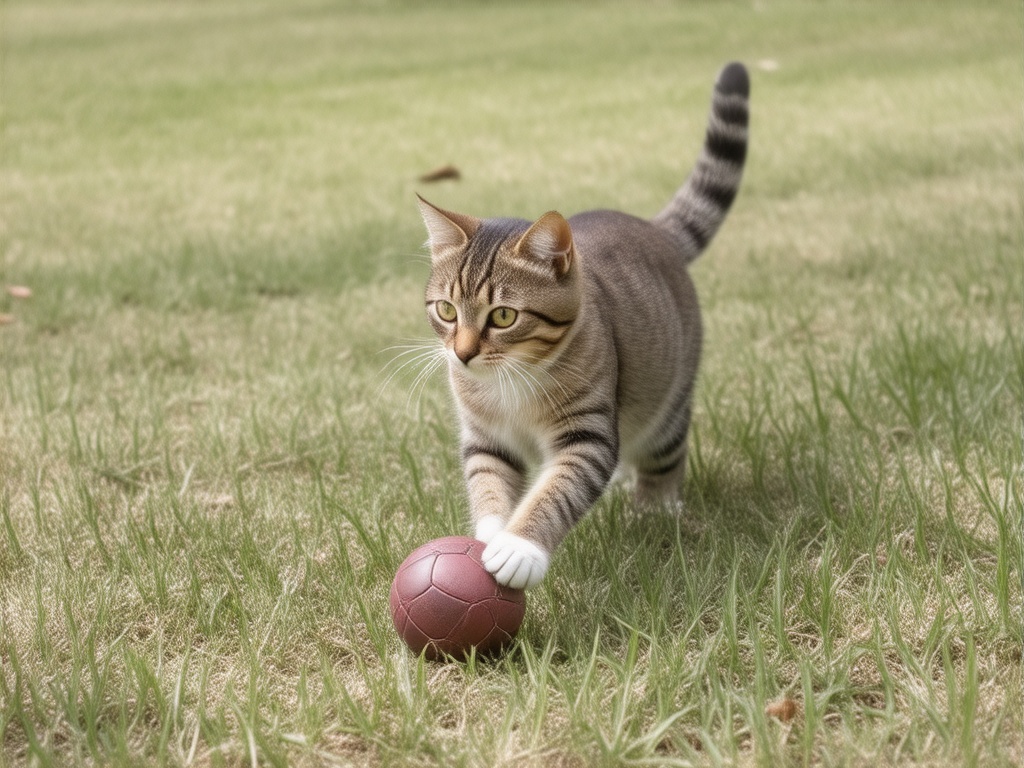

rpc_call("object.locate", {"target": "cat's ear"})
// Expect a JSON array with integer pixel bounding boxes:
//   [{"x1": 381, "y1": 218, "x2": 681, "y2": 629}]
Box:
[
  {"x1": 514, "y1": 211, "x2": 574, "y2": 276},
  {"x1": 417, "y1": 194, "x2": 481, "y2": 258}
]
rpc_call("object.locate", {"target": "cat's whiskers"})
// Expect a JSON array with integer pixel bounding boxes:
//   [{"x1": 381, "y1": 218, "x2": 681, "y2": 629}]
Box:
[
  {"x1": 378, "y1": 338, "x2": 439, "y2": 366},
  {"x1": 503, "y1": 356, "x2": 555, "y2": 411},
  {"x1": 377, "y1": 338, "x2": 448, "y2": 413},
  {"x1": 523, "y1": 351, "x2": 592, "y2": 390},
  {"x1": 484, "y1": 353, "x2": 580, "y2": 424},
  {"x1": 401, "y1": 249, "x2": 433, "y2": 269},
  {"x1": 508, "y1": 354, "x2": 582, "y2": 417},
  {"x1": 486, "y1": 360, "x2": 510, "y2": 409},
  {"x1": 502, "y1": 364, "x2": 537, "y2": 409},
  {"x1": 476, "y1": 354, "x2": 534, "y2": 412},
  {"x1": 378, "y1": 343, "x2": 438, "y2": 390},
  {"x1": 501, "y1": 361, "x2": 528, "y2": 410},
  {"x1": 496, "y1": 365, "x2": 514, "y2": 409},
  {"x1": 406, "y1": 352, "x2": 447, "y2": 415}
]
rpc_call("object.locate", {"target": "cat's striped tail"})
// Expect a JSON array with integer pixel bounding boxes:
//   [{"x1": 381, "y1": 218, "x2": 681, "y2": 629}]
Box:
[{"x1": 652, "y1": 61, "x2": 750, "y2": 263}]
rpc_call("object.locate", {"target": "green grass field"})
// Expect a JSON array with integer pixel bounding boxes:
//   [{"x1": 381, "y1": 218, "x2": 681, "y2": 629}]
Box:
[{"x1": 1, "y1": 1, "x2": 1021, "y2": 765}]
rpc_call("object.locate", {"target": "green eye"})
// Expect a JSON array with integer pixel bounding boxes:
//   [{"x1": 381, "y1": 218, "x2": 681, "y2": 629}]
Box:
[
  {"x1": 436, "y1": 301, "x2": 457, "y2": 322},
  {"x1": 489, "y1": 307, "x2": 518, "y2": 328}
]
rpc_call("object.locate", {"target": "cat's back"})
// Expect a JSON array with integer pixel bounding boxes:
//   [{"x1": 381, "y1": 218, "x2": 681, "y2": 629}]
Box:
[
  {"x1": 568, "y1": 209, "x2": 696, "y2": 319},
  {"x1": 569, "y1": 209, "x2": 686, "y2": 272},
  {"x1": 568, "y1": 205, "x2": 700, "y2": 347},
  {"x1": 567, "y1": 208, "x2": 702, "y2": 445}
]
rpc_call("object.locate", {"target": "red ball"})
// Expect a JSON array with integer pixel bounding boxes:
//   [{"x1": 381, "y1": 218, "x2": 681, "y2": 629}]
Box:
[{"x1": 389, "y1": 536, "x2": 526, "y2": 660}]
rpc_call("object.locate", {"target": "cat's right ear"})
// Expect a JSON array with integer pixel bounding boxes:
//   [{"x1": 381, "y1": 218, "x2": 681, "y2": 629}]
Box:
[
  {"x1": 417, "y1": 195, "x2": 481, "y2": 259},
  {"x1": 514, "y1": 211, "x2": 574, "y2": 277}
]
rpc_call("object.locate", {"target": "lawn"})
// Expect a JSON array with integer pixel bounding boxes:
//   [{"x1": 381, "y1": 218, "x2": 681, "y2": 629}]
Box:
[{"x1": 1, "y1": 1, "x2": 1021, "y2": 766}]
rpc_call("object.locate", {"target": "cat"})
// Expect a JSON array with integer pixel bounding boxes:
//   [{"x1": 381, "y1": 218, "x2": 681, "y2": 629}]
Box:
[{"x1": 416, "y1": 62, "x2": 750, "y2": 589}]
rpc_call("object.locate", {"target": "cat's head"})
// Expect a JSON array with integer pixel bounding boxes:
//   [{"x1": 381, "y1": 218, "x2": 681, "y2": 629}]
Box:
[{"x1": 418, "y1": 196, "x2": 581, "y2": 375}]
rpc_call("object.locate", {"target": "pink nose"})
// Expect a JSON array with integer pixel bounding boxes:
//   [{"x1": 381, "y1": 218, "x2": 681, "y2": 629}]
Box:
[
  {"x1": 454, "y1": 331, "x2": 480, "y2": 364},
  {"x1": 455, "y1": 343, "x2": 479, "y2": 365}
]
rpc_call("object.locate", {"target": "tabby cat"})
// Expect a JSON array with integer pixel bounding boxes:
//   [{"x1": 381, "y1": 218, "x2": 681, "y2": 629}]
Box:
[{"x1": 417, "y1": 62, "x2": 750, "y2": 589}]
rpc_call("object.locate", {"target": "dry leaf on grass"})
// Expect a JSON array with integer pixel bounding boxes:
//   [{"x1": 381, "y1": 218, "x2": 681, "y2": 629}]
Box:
[
  {"x1": 765, "y1": 698, "x2": 799, "y2": 723},
  {"x1": 418, "y1": 164, "x2": 461, "y2": 183},
  {"x1": 7, "y1": 285, "x2": 32, "y2": 299}
]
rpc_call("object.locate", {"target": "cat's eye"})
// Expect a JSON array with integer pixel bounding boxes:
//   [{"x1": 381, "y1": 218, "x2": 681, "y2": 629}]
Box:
[
  {"x1": 489, "y1": 307, "x2": 518, "y2": 328},
  {"x1": 436, "y1": 300, "x2": 457, "y2": 322}
]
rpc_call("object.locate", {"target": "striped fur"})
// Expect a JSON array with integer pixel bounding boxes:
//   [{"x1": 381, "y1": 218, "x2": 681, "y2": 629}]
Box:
[
  {"x1": 652, "y1": 61, "x2": 750, "y2": 262},
  {"x1": 417, "y1": 63, "x2": 750, "y2": 589}
]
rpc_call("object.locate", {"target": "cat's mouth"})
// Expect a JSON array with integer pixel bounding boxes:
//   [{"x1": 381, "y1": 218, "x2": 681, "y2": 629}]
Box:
[{"x1": 447, "y1": 350, "x2": 506, "y2": 376}]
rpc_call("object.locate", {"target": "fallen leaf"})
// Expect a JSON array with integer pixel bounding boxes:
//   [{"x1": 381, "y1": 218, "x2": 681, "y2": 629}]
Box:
[
  {"x1": 765, "y1": 697, "x2": 799, "y2": 723},
  {"x1": 7, "y1": 285, "x2": 32, "y2": 299},
  {"x1": 418, "y1": 164, "x2": 461, "y2": 183}
]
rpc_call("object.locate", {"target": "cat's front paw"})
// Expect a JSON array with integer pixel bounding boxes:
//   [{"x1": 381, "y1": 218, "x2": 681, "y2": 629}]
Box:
[
  {"x1": 482, "y1": 532, "x2": 550, "y2": 590},
  {"x1": 474, "y1": 514, "x2": 506, "y2": 544}
]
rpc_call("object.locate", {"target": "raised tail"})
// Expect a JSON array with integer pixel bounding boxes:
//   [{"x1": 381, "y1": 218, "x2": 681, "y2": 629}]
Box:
[{"x1": 652, "y1": 61, "x2": 750, "y2": 262}]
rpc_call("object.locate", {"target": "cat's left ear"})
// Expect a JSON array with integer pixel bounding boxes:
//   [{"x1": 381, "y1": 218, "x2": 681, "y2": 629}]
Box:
[
  {"x1": 514, "y1": 211, "x2": 574, "y2": 276},
  {"x1": 417, "y1": 194, "x2": 481, "y2": 260}
]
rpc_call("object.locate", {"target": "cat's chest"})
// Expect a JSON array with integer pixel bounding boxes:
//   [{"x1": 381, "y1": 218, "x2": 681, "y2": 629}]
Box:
[
  {"x1": 453, "y1": 368, "x2": 551, "y2": 419},
  {"x1": 454, "y1": 375, "x2": 549, "y2": 461}
]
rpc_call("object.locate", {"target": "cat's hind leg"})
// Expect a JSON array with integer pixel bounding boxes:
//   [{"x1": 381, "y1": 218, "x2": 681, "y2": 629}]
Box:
[
  {"x1": 632, "y1": 456, "x2": 686, "y2": 514},
  {"x1": 631, "y1": 402, "x2": 692, "y2": 513}
]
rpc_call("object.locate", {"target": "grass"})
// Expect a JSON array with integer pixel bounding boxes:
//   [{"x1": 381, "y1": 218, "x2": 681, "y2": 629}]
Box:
[{"x1": 1, "y1": 0, "x2": 1021, "y2": 765}]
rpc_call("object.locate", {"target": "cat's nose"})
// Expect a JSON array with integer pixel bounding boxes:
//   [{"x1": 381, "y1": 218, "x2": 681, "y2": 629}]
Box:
[
  {"x1": 454, "y1": 343, "x2": 479, "y2": 365},
  {"x1": 454, "y1": 331, "x2": 480, "y2": 365}
]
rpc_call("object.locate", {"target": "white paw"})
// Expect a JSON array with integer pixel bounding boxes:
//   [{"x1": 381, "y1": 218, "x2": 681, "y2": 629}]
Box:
[
  {"x1": 481, "y1": 532, "x2": 550, "y2": 590},
  {"x1": 474, "y1": 514, "x2": 506, "y2": 544}
]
